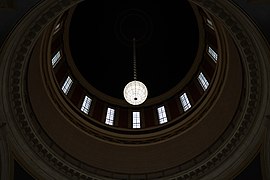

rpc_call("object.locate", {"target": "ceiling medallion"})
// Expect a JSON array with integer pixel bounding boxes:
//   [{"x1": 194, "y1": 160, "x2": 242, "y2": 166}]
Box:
[{"x1": 123, "y1": 38, "x2": 148, "y2": 105}]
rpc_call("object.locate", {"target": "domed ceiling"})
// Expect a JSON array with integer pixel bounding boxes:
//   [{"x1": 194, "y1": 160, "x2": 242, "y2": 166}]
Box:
[{"x1": 69, "y1": 0, "x2": 199, "y2": 99}]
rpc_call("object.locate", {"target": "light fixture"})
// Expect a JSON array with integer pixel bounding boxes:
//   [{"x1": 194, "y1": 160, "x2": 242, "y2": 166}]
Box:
[{"x1": 123, "y1": 38, "x2": 148, "y2": 105}]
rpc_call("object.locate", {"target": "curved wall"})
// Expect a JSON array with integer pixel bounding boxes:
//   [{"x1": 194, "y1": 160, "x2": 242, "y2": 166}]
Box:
[{"x1": 0, "y1": 0, "x2": 270, "y2": 179}]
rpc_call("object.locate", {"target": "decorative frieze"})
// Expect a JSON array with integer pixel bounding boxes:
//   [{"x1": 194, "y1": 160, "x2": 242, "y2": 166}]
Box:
[{"x1": 1, "y1": 0, "x2": 268, "y2": 179}]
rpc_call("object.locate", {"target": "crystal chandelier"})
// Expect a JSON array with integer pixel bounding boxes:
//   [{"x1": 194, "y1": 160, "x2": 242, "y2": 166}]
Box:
[{"x1": 123, "y1": 38, "x2": 148, "y2": 105}]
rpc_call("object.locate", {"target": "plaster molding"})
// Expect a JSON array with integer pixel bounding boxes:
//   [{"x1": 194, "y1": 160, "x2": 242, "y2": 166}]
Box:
[{"x1": 0, "y1": 0, "x2": 269, "y2": 179}]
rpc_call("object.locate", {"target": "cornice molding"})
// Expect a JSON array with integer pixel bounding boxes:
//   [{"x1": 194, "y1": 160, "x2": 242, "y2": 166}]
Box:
[
  {"x1": 0, "y1": 0, "x2": 269, "y2": 179},
  {"x1": 41, "y1": 2, "x2": 227, "y2": 145}
]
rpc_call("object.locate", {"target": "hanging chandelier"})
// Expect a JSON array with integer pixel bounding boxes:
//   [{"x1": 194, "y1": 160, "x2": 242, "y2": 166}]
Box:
[{"x1": 123, "y1": 38, "x2": 148, "y2": 105}]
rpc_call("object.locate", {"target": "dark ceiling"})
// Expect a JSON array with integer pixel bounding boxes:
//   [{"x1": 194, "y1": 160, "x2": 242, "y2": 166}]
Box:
[{"x1": 69, "y1": 0, "x2": 199, "y2": 100}]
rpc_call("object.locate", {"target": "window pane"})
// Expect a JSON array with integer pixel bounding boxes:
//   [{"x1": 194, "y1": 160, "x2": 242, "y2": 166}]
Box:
[
  {"x1": 132, "y1": 112, "x2": 141, "y2": 128},
  {"x1": 208, "y1": 46, "x2": 218, "y2": 62},
  {"x1": 180, "y1": 93, "x2": 192, "y2": 112},
  {"x1": 52, "y1": 51, "x2": 61, "y2": 68},
  {"x1": 53, "y1": 22, "x2": 61, "y2": 34},
  {"x1": 61, "y1": 76, "x2": 73, "y2": 95},
  {"x1": 105, "y1": 107, "x2": 115, "y2": 125},
  {"x1": 198, "y1": 72, "x2": 209, "y2": 91},
  {"x1": 81, "y1": 96, "x2": 92, "y2": 114},
  {"x1": 157, "y1": 106, "x2": 168, "y2": 124},
  {"x1": 206, "y1": 18, "x2": 214, "y2": 30}
]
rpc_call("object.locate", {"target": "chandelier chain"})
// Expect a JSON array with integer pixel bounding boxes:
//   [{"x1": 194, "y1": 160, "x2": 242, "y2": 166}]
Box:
[{"x1": 133, "y1": 37, "x2": 137, "y2": 80}]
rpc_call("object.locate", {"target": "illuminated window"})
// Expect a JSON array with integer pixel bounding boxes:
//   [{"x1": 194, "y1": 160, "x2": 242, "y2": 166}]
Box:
[
  {"x1": 61, "y1": 76, "x2": 73, "y2": 95},
  {"x1": 81, "y1": 96, "x2": 92, "y2": 114},
  {"x1": 206, "y1": 18, "x2": 214, "y2": 30},
  {"x1": 132, "y1": 111, "x2": 141, "y2": 128},
  {"x1": 51, "y1": 51, "x2": 61, "y2": 68},
  {"x1": 105, "y1": 107, "x2": 115, "y2": 125},
  {"x1": 208, "y1": 46, "x2": 218, "y2": 62},
  {"x1": 53, "y1": 22, "x2": 61, "y2": 34},
  {"x1": 180, "y1": 93, "x2": 192, "y2": 112},
  {"x1": 198, "y1": 72, "x2": 209, "y2": 91},
  {"x1": 157, "y1": 106, "x2": 168, "y2": 124}
]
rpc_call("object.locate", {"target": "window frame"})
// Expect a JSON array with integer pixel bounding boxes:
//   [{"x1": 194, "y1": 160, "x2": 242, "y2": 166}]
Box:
[
  {"x1": 132, "y1": 111, "x2": 141, "y2": 129},
  {"x1": 198, "y1": 72, "x2": 209, "y2": 91},
  {"x1": 80, "y1": 95, "x2": 92, "y2": 114},
  {"x1": 208, "y1": 46, "x2": 218, "y2": 62},
  {"x1": 61, "y1": 76, "x2": 73, "y2": 95},
  {"x1": 105, "y1": 107, "x2": 115, "y2": 126},
  {"x1": 180, "y1": 92, "x2": 192, "y2": 112},
  {"x1": 157, "y1": 106, "x2": 168, "y2": 124},
  {"x1": 51, "y1": 50, "x2": 61, "y2": 68}
]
